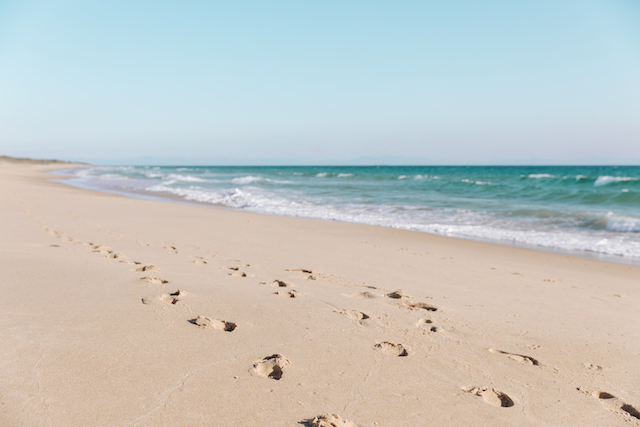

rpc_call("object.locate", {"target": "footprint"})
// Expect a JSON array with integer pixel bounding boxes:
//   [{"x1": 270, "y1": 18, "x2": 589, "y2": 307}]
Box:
[
  {"x1": 135, "y1": 265, "x2": 160, "y2": 272},
  {"x1": 137, "y1": 241, "x2": 150, "y2": 246},
  {"x1": 140, "y1": 277, "x2": 169, "y2": 285},
  {"x1": 141, "y1": 290, "x2": 185, "y2": 305},
  {"x1": 92, "y1": 245, "x2": 112, "y2": 254},
  {"x1": 385, "y1": 290, "x2": 408, "y2": 300},
  {"x1": 416, "y1": 318, "x2": 433, "y2": 326},
  {"x1": 250, "y1": 354, "x2": 290, "y2": 380},
  {"x1": 461, "y1": 386, "x2": 514, "y2": 407},
  {"x1": 592, "y1": 392, "x2": 640, "y2": 420},
  {"x1": 583, "y1": 363, "x2": 603, "y2": 371},
  {"x1": 193, "y1": 257, "x2": 207, "y2": 264},
  {"x1": 306, "y1": 414, "x2": 358, "y2": 427},
  {"x1": 229, "y1": 271, "x2": 247, "y2": 277},
  {"x1": 488, "y1": 348, "x2": 539, "y2": 366},
  {"x1": 285, "y1": 268, "x2": 312, "y2": 274},
  {"x1": 260, "y1": 280, "x2": 289, "y2": 287},
  {"x1": 275, "y1": 290, "x2": 300, "y2": 298},
  {"x1": 346, "y1": 292, "x2": 377, "y2": 299},
  {"x1": 336, "y1": 309, "x2": 369, "y2": 322},
  {"x1": 416, "y1": 319, "x2": 438, "y2": 332},
  {"x1": 403, "y1": 302, "x2": 438, "y2": 312},
  {"x1": 105, "y1": 253, "x2": 125, "y2": 259},
  {"x1": 189, "y1": 316, "x2": 236, "y2": 332},
  {"x1": 374, "y1": 341, "x2": 408, "y2": 357}
]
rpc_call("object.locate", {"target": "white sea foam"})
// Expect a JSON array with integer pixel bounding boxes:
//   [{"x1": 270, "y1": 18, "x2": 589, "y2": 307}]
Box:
[
  {"x1": 316, "y1": 172, "x2": 328, "y2": 178},
  {"x1": 575, "y1": 175, "x2": 587, "y2": 180},
  {"x1": 140, "y1": 182, "x2": 640, "y2": 259},
  {"x1": 594, "y1": 176, "x2": 638, "y2": 187},
  {"x1": 528, "y1": 174, "x2": 555, "y2": 179},
  {"x1": 65, "y1": 165, "x2": 640, "y2": 261},
  {"x1": 462, "y1": 179, "x2": 491, "y2": 185},
  {"x1": 167, "y1": 174, "x2": 207, "y2": 183},
  {"x1": 98, "y1": 173, "x2": 132, "y2": 181},
  {"x1": 601, "y1": 212, "x2": 640, "y2": 232},
  {"x1": 231, "y1": 176, "x2": 264, "y2": 185},
  {"x1": 337, "y1": 173, "x2": 353, "y2": 178}
]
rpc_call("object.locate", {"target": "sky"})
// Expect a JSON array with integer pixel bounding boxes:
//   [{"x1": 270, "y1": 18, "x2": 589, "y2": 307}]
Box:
[{"x1": 1, "y1": 0, "x2": 639, "y2": 165}]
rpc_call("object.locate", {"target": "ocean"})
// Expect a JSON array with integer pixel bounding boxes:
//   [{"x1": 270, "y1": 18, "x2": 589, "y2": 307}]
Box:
[{"x1": 59, "y1": 165, "x2": 640, "y2": 264}]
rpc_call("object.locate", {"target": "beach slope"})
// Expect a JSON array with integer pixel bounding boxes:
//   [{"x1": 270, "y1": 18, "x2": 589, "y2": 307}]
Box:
[{"x1": 1, "y1": 163, "x2": 639, "y2": 426}]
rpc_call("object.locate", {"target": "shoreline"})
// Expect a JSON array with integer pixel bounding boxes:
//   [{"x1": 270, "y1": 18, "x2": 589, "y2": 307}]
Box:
[
  {"x1": 2, "y1": 162, "x2": 639, "y2": 426},
  {"x1": 55, "y1": 165, "x2": 640, "y2": 267}
]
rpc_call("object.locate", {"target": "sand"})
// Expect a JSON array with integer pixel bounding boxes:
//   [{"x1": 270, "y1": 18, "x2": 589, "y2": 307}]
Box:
[{"x1": 1, "y1": 162, "x2": 639, "y2": 426}]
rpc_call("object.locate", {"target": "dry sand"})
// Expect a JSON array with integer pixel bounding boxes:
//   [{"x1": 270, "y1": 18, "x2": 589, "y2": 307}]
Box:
[{"x1": 1, "y1": 162, "x2": 639, "y2": 426}]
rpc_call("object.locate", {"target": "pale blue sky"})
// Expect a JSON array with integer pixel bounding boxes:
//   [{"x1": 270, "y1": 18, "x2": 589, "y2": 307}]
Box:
[{"x1": 1, "y1": 0, "x2": 639, "y2": 164}]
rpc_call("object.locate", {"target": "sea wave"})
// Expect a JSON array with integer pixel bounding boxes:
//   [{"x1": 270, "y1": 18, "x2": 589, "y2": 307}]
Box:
[
  {"x1": 594, "y1": 176, "x2": 638, "y2": 187},
  {"x1": 62, "y1": 165, "x2": 640, "y2": 261},
  {"x1": 578, "y1": 211, "x2": 640, "y2": 232},
  {"x1": 166, "y1": 174, "x2": 207, "y2": 183},
  {"x1": 528, "y1": 173, "x2": 555, "y2": 179},
  {"x1": 231, "y1": 176, "x2": 264, "y2": 185},
  {"x1": 461, "y1": 179, "x2": 491, "y2": 185},
  {"x1": 142, "y1": 184, "x2": 640, "y2": 258}
]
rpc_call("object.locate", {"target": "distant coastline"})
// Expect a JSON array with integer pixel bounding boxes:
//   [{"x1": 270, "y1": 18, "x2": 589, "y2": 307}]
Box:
[{"x1": 0, "y1": 155, "x2": 88, "y2": 165}]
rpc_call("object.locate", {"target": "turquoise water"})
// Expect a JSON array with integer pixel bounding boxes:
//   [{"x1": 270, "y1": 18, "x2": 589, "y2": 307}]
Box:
[{"x1": 64, "y1": 165, "x2": 640, "y2": 262}]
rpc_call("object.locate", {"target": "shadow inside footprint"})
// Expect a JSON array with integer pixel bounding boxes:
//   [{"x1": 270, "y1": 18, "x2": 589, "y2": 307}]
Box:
[
  {"x1": 189, "y1": 316, "x2": 236, "y2": 332},
  {"x1": 141, "y1": 290, "x2": 184, "y2": 305},
  {"x1": 404, "y1": 302, "x2": 438, "y2": 312},
  {"x1": 251, "y1": 354, "x2": 290, "y2": 380},
  {"x1": 135, "y1": 265, "x2": 160, "y2": 272},
  {"x1": 106, "y1": 253, "x2": 125, "y2": 259},
  {"x1": 385, "y1": 291, "x2": 406, "y2": 299},
  {"x1": 141, "y1": 277, "x2": 169, "y2": 285},
  {"x1": 462, "y1": 386, "x2": 514, "y2": 407},
  {"x1": 374, "y1": 341, "x2": 408, "y2": 357},
  {"x1": 275, "y1": 290, "x2": 299, "y2": 298},
  {"x1": 260, "y1": 280, "x2": 289, "y2": 287},
  {"x1": 286, "y1": 268, "x2": 312, "y2": 274},
  {"x1": 489, "y1": 348, "x2": 539, "y2": 366},
  {"x1": 300, "y1": 414, "x2": 358, "y2": 427},
  {"x1": 594, "y1": 392, "x2": 640, "y2": 420},
  {"x1": 337, "y1": 309, "x2": 369, "y2": 322}
]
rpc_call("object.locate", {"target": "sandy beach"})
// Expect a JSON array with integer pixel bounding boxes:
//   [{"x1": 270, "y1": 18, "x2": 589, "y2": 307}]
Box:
[{"x1": 1, "y1": 162, "x2": 639, "y2": 427}]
